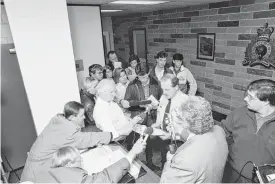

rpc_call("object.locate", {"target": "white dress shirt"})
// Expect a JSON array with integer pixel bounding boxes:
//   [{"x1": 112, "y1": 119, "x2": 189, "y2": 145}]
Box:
[
  {"x1": 93, "y1": 97, "x2": 131, "y2": 138},
  {"x1": 154, "y1": 90, "x2": 189, "y2": 129}
]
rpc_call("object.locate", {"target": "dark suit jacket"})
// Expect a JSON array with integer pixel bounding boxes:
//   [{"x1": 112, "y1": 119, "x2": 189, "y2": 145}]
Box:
[{"x1": 80, "y1": 89, "x2": 96, "y2": 125}]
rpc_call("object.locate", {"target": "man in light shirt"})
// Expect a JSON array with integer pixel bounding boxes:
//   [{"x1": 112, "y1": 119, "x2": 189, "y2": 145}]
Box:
[
  {"x1": 93, "y1": 79, "x2": 142, "y2": 141},
  {"x1": 152, "y1": 73, "x2": 189, "y2": 169}
]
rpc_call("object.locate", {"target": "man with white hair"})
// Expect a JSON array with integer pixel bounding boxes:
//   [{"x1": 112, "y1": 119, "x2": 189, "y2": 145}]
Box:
[
  {"x1": 161, "y1": 96, "x2": 228, "y2": 183},
  {"x1": 93, "y1": 79, "x2": 143, "y2": 141}
]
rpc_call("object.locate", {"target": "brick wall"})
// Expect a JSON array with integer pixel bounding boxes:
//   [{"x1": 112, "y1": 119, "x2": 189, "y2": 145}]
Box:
[
  {"x1": 1, "y1": 5, "x2": 14, "y2": 44},
  {"x1": 112, "y1": 0, "x2": 275, "y2": 117}
]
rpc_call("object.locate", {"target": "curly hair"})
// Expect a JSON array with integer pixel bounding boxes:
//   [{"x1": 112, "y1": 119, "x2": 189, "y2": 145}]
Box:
[{"x1": 178, "y1": 96, "x2": 214, "y2": 135}]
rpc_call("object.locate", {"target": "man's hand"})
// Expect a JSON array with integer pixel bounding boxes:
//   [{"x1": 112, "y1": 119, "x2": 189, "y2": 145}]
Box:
[
  {"x1": 159, "y1": 131, "x2": 171, "y2": 140},
  {"x1": 130, "y1": 116, "x2": 143, "y2": 125},
  {"x1": 113, "y1": 135, "x2": 127, "y2": 142},
  {"x1": 130, "y1": 137, "x2": 147, "y2": 155},
  {"x1": 151, "y1": 123, "x2": 160, "y2": 128},
  {"x1": 166, "y1": 151, "x2": 174, "y2": 161},
  {"x1": 121, "y1": 100, "x2": 130, "y2": 108},
  {"x1": 148, "y1": 95, "x2": 159, "y2": 108}
]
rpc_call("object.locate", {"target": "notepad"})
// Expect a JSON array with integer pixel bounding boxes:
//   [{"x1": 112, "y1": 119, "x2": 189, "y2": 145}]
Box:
[{"x1": 81, "y1": 145, "x2": 141, "y2": 179}]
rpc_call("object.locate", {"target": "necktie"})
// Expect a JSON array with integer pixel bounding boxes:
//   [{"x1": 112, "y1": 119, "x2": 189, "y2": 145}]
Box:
[{"x1": 162, "y1": 99, "x2": 171, "y2": 131}]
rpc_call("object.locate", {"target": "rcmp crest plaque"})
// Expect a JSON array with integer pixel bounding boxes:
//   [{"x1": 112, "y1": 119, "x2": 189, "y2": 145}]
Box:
[{"x1": 243, "y1": 23, "x2": 275, "y2": 68}]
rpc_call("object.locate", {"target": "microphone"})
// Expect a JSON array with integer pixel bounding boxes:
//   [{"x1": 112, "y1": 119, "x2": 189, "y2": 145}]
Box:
[{"x1": 143, "y1": 127, "x2": 153, "y2": 142}]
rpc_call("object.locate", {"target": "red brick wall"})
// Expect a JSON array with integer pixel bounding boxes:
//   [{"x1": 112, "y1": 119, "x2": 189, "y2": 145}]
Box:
[{"x1": 112, "y1": 0, "x2": 275, "y2": 116}]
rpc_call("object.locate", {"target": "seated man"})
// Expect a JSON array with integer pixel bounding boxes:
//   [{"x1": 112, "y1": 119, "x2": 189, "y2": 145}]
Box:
[
  {"x1": 20, "y1": 101, "x2": 113, "y2": 182},
  {"x1": 80, "y1": 77, "x2": 98, "y2": 126},
  {"x1": 36, "y1": 137, "x2": 146, "y2": 183},
  {"x1": 93, "y1": 79, "x2": 143, "y2": 140},
  {"x1": 221, "y1": 79, "x2": 275, "y2": 183},
  {"x1": 161, "y1": 96, "x2": 228, "y2": 183}
]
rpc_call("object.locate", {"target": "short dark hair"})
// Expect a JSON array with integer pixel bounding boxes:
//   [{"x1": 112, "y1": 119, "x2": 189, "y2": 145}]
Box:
[
  {"x1": 63, "y1": 101, "x2": 84, "y2": 119},
  {"x1": 88, "y1": 64, "x2": 103, "y2": 77},
  {"x1": 103, "y1": 65, "x2": 113, "y2": 78},
  {"x1": 155, "y1": 51, "x2": 168, "y2": 59},
  {"x1": 161, "y1": 73, "x2": 179, "y2": 87},
  {"x1": 107, "y1": 51, "x2": 116, "y2": 59},
  {"x1": 128, "y1": 54, "x2": 140, "y2": 64},
  {"x1": 173, "y1": 53, "x2": 184, "y2": 61},
  {"x1": 135, "y1": 62, "x2": 149, "y2": 76},
  {"x1": 247, "y1": 79, "x2": 275, "y2": 106},
  {"x1": 172, "y1": 53, "x2": 184, "y2": 68}
]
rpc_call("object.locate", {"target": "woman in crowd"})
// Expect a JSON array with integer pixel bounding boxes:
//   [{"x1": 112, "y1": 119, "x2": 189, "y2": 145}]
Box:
[
  {"x1": 20, "y1": 101, "x2": 113, "y2": 182},
  {"x1": 35, "y1": 138, "x2": 146, "y2": 183},
  {"x1": 169, "y1": 53, "x2": 197, "y2": 95},
  {"x1": 80, "y1": 77, "x2": 98, "y2": 126},
  {"x1": 113, "y1": 67, "x2": 130, "y2": 103},
  {"x1": 103, "y1": 65, "x2": 114, "y2": 80},
  {"x1": 125, "y1": 54, "x2": 140, "y2": 82},
  {"x1": 160, "y1": 96, "x2": 228, "y2": 183}
]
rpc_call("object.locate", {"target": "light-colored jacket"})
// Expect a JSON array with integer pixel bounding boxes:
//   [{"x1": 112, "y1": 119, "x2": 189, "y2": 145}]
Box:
[
  {"x1": 35, "y1": 158, "x2": 130, "y2": 183},
  {"x1": 20, "y1": 114, "x2": 112, "y2": 182},
  {"x1": 160, "y1": 125, "x2": 228, "y2": 183},
  {"x1": 153, "y1": 91, "x2": 189, "y2": 129},
  {"x1": 170, "y1": 66, "x2": 197, "y2": 96}
]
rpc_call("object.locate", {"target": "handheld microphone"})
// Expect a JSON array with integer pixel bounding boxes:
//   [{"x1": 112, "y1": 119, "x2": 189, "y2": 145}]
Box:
[{"x1": 142, "y1": 127, "x2": 154, "y2": 143}]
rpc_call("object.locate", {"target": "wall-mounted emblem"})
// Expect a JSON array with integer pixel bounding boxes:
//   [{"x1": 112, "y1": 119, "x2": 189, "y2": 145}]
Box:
[{"x1": 243, "y1": 23, "x2": 275, "y2": 68}]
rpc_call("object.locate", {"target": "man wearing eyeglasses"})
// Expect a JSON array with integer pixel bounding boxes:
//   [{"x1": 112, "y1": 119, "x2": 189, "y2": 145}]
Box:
[{"x1": 220, "y1": 79, "x2": 275, "y2": 183}]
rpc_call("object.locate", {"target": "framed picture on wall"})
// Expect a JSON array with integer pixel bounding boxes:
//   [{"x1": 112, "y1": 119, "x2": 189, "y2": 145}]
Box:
[{"x1": 197, "y1": 33, "x2": 215, "y2": 61}]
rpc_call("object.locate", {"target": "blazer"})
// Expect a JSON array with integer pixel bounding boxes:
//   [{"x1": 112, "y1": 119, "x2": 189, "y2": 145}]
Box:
[
  {"x1": 20, "y1": 114, "x2": 112, "y2": 182},
  {"x1": 160, "y1": 125, "x2": 228, "y2": 183}
]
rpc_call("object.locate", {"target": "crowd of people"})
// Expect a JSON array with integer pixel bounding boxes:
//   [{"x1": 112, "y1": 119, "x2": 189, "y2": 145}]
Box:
[{"x1": 19, "y1": 50, "x2": 275, "y2": 183}]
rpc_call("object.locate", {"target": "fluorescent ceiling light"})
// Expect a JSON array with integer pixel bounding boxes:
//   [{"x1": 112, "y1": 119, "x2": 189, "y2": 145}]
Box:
[
  {"x1": 110, "y1": 1, "x2": 169, "y2": 5},
  {"x1": 101, "y1": 10, "x2": 122, "y2": 12}
]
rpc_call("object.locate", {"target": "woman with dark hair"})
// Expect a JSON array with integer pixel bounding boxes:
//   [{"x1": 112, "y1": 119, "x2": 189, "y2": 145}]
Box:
[
  {"x1": 20, "y1": 101, "x2": 113, "y2": 182},
  {"x1": 125, "y1": 54, "x2": 140, "y2": 82},
  {"x1": 103, "y1": 65, "x2": 114, "y2": 80},
  {"x1": 113, "y1": 67, "x2": 130, "y2": 103},
  {"x1": 169, "y1": 53, "x2": 197, "y2": 95}
]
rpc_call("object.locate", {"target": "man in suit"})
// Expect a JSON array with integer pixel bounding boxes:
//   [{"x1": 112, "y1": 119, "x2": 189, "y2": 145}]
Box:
[{"x1": 160, "y1": 96, "x2": 228, "y2": 183}]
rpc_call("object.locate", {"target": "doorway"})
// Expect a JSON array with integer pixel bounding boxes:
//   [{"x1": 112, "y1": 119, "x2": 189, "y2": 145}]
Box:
[{"x1": 129, "y1": 28, "x2": 148, "y2": 63}]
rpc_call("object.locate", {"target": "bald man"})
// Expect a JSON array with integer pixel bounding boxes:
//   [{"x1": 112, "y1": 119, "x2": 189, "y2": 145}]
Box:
[{"x1": 93, "y1": 79, "x2": 142, "y2": 141}]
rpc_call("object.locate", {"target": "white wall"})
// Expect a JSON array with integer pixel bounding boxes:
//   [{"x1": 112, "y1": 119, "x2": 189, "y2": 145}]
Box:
[
  {"x1": 68, "y1": 6, "x2": 105, "y2": 89},
  {"x1": 4, "y1": 0, "x2": 80, "y2": 134}
]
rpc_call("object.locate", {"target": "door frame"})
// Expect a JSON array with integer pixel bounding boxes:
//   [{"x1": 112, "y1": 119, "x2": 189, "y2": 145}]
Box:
[{"x1": 128, "y1": 27, "x2": 148, "y2": 62}]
